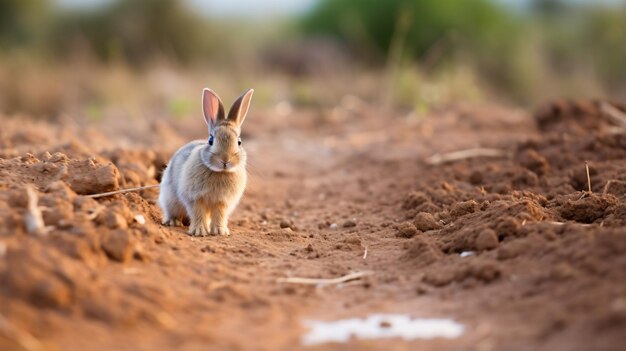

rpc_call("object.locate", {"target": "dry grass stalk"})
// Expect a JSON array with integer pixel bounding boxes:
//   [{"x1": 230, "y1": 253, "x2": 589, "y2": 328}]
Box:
[
  {"x1": 547, "y1": 221, "x2": 591, "y2": 227},
  {"x1": 85, "y1": 184, "x2": 160, "y2": 198},
  {"x1": 603, "y1": 179, "x2": 621, "y2": 195},
  {"x1": 600, "y1": 102, "x2": 626, "y2": 128},
  {"x1": 363, "y1": 246, "x2": 368, "y2": 260},
  {"x1": 276, "y1": 271, "x2": 373, "y2": 286},
  {"x1": 24, "y1": 185, "x2": 46, "y2": 236},
  {"x1": 585, "y1": 161, "x2": 592, "y2": 193},
  {"x1": 425, "y1": 148, "x2": 508, "y2": 165}
]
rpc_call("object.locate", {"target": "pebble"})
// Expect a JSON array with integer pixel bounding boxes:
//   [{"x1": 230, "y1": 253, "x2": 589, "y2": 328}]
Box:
[
  {"x1": 102, "y1": 230, "x2": 134, "y2": 262},
  {"x1": 133, "y1": 214, "x2": 146, "y2": 225},
  {"x1": 103, "y1": 212, "x2": 128, "y2": 230},
  {"x1": 342, "y1": 219, "x2": 357, "y2": 228}
]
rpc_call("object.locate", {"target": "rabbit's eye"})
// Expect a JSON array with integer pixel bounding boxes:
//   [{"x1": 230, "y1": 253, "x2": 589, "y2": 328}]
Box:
[
  {"x1": 238, "y1": 137, "x2": 242, "y2": 146},
  {"x1": 208, "y1": 135, "x2": 214, "y2": 145}
]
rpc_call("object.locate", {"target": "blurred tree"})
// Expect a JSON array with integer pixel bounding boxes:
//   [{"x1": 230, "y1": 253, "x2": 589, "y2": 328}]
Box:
[
  {"x1": 301, "y1": 0, "x2": 529, "y2": 101},
  {"x1": 0, "y1": 0, "x2": 52, "y2": 48},
  {"x1": 530, "y1": 1, "x2": 626, "y2": 96},
  {"x1": 301, "y1": 0, "x2": 521, "y2": 62},
  {"x1": 50, "y1": 0, "x2": 213, "y2": 65}
]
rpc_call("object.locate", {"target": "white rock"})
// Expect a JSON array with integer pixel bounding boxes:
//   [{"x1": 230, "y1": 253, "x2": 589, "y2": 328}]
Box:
[{"x1": 133, "y1": 214, "x2": 146, "y2": 225}]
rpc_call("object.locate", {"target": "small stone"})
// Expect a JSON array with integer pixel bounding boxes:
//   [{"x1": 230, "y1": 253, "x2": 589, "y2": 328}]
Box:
[
  {"x1": 475, "y1": 229, "x2": 499, "y2": 251},
  {"x1": 279, "y1": 220, "x2": 291, "y2": 229},
  {"x1": 329, "y1": 223, "x2": 338, "y2": 229},
  {"x1": 342, "y1": 219, "x2": 357, "y2": 228},
  {"x1": 133, "y1": 214, "x2": 146, "y2": 225},
  {"x1": 102, "y1": 230, "x2": 134, "y2": 262},
  {"x1": 102, "y1": 212, "x2": 128, "y2": 229}
]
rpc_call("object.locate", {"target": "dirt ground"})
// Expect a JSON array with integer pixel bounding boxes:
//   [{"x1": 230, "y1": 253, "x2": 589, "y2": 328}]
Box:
[{"x1": 1, "y1": 97, "x2": 625, "y2": 351}]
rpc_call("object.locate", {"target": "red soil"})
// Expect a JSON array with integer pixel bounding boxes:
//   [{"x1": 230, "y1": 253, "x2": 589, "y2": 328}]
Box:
[{"x1": 0, "y1": 99, "x2": 625, "y2": 351}]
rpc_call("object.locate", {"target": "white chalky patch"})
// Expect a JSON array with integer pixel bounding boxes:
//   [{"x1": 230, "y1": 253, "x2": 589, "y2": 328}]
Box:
[
  {"x1": 460, "y1": 251, "x2": 474, "y2": 257},
  {"x1": 133, "y1": 214, "x2": 146, "y2": 225},
  {"x1": 302, "y1": 314, "x2": 464, "y2": 345}
]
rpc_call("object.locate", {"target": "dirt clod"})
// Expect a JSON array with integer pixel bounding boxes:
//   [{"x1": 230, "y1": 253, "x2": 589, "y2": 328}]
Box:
[
  {"x1": 101, "y1": 230, "x2": 134, "y2": 262},
  {"x1": 475, "y1": 228, "x2": 499, "y2": 251},
  {"x1": 560, "y1": 194, "x2": 617, "y2": 223},
  {"x1": 342, "y1": 219, "x2": 357, "y2": 228},
  {"x1": 66, "y1": 159, "x2": 121, "y2": 195},
  {"x1": 413, "y1": 212, "x2": 441, "y2": 232},
  {"x1": 101, "y1": 212, "x2": 128, "y2": 229},
  {"x1": 395, "y1": 222, "x2": 418, "y2": 238},
  {"x1": 450, "y1": 200, "x2": 480, "y2": 218}
]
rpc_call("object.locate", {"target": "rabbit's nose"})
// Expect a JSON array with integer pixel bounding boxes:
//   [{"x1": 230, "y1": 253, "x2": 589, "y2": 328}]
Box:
[{"x1": 221, "y1": 157, "x2": 230, "y2": 168}]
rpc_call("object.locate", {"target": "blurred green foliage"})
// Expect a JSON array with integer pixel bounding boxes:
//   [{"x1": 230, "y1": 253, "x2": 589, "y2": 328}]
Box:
[
  {"x1": 301, "y1": 0, "x2": 526, "y2": 92},
  {"x1": 0, "y1": 0, "x2": 52, "y2": 48},
  {"x1": 301, "y1": 0, "x2": 520, "y2": 60},
  {"x1": 301, "y1": 0, "x2": 626, "y2": 103},
  {"x1": 50, "y1": 0, "x2": 213, "y2": 65},
  {"x1": 0, "y1": 0, "x2": 214, "y2": 65},
  {"x1": 533, "y1": 2, "x2": 626, "y2": 93},
  {"x1": 0, "y1": 0, "x2": 624, "y2": 106}
]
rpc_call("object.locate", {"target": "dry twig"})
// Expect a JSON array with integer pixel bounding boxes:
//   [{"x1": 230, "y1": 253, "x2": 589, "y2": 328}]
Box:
[
  {"x1": 603, "y1": 179, "x2": 622, "y2": 195},
  {"x1": 425, "y1": 148, "x2": 508, "y2": 165},
  {"x1": 86, "y1": 205, "x2": 105, "y2": 220},
  {"x1": 585, "y1": 161, "x2": 592, "y2": 193},
  {"x1": 546, "y1": 221, "x2": 591, "y2": 227},
  {"x1": 276, "y1": 271, "x2": 373, "y2": 286},
  {"x1": 85, "y1": 184, "x2": 160, "y2": 198}
]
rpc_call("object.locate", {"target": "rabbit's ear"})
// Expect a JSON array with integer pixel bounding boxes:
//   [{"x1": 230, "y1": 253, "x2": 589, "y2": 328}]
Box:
[
  {"x1": 227, "y1": 88, "x2": 254, "y2": 126},
  {"x1": 202, "y1": 88, "x2": 225, "y2": 130}
]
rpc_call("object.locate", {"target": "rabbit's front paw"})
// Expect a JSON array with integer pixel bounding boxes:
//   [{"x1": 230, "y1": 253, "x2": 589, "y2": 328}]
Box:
[
  {"x1": 210, "y1": 225, "x2": 230, "y2": 236},
  {"x1": 163, "y1": 218, "x2": 183, "y2": 227},
  {"x1": 188, "y1": 223, "x2": 210, "y2": 236}
]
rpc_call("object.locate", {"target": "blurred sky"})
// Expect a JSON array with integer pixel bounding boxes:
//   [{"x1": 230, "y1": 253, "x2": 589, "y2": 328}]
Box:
[{"x1": 55, "y1": 0, "x2": 624, "y2": 17}]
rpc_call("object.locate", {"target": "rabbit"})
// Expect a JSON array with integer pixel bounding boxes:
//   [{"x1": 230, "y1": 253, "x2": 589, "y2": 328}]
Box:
[{"x1": 158, "y1": 88, "x2": 253, "y2": 236}]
